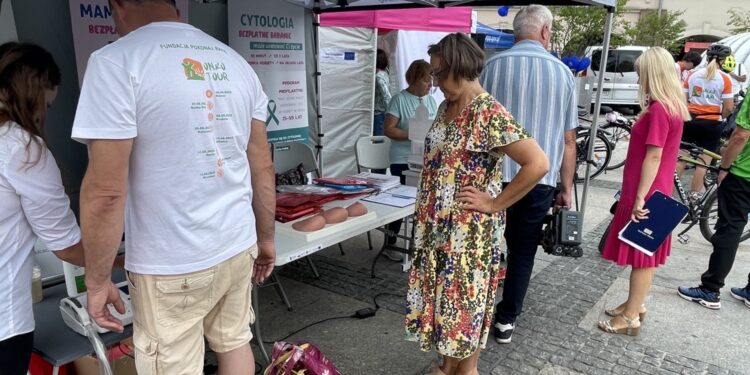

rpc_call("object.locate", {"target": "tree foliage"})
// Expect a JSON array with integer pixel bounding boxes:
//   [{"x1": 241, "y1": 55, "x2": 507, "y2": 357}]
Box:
[
  {"x1": 550, "y1": 0, "x2": 629, "y2": 55},
  {"x1": 624, "y1": 10, "x2": 686, "y2": 55},
  {"x1": 728, "y1": 8, "x2": 750, "y2": 34}
]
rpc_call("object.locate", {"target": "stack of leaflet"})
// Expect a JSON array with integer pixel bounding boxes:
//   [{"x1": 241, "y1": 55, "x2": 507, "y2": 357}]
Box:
[
  {"x1": 407, "y1": 102, "x2": 432, "y2": 172},
  {"x1": 348, "y1": 172, "x2": 400, "y2": 191},
  {"x1": 275, "y1": 188, "x2": 372, "y2": 223},
  {"x1": 312, "y1": 177, "x2": 371, "y2": 192}
]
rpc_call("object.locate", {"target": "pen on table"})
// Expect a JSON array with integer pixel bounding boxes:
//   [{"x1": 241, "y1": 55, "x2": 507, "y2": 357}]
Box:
[{"x1": 390, "y1": 194, "x2": 415, "y2": 200}]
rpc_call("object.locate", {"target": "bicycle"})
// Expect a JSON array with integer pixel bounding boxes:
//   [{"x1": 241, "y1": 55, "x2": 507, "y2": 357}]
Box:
[
  {"x1": 599, "y1": 111, "x2": 633, "y2": 171},
  {"x1": 597, "y1": 142, "x2": 750, "y2": 252},
  {"x1": 574, "y1": 124, "x2": 612, "y2": 183}
]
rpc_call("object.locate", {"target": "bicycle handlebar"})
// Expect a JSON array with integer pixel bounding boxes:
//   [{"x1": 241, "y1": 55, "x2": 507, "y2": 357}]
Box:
[{"x1": 679, "y1": 142, "x2": 722, "y2": 161}]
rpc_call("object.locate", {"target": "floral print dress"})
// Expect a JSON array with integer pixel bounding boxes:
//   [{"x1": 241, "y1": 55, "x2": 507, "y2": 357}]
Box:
[{"x1": 405, "y1": 93, "x2": 530, "y2": 359}]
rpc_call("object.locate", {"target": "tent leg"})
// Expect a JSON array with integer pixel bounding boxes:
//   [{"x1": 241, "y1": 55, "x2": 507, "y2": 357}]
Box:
[
  {"x1": 580, "y1": 7, "x2": 615, "y2": 223},
  {"x1": 312, "y1": 2, "x2": 324, "y2": 174}
]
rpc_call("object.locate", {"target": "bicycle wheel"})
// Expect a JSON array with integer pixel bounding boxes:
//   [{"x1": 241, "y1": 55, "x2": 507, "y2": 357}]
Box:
[
  {"x1": 598, "y1": 221, "x2": 612, "y2": 253},
  {"x1": 575, "y1": 132, "x2": 611, "y2": 183},
  {"x1": 699, "y1": 189, "x2": 750, "y2": 243},
  {"x1": 601, "y1": 124, "x2": 631, "y2": 170}
]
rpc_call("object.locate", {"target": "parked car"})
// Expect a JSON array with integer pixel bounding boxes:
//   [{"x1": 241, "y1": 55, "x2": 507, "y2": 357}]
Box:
[{"x1": 576, "y1": 46, "x2": 647, "y2": 112}]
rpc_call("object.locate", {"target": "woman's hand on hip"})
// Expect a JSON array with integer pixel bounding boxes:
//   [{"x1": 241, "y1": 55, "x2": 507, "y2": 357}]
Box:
[{"x1": 456, "y1": 186, "x2": 496, "y2": 213}]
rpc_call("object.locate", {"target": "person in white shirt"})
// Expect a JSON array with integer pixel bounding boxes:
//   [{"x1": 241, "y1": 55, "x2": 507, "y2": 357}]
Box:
[
  {"x1": 675, "y1": 51, "x2": 702, "y2": 83},
  {"x1": 0, "y1": 42, "x2": 84, "y2": 375},
  {"x1": 720, "y1": 55, "x2": 747, "y2": 140},
  {"x1": 727, "y1": 59, "x2": 747, "y2": 98},
  {"x1": 71, "y1": 1, "x2": 275, "y2": 374}
]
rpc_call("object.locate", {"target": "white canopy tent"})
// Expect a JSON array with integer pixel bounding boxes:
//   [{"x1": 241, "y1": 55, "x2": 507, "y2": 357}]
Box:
[
  {"x1": 314, "y1": 8, "x2": 473, "y2": 176},
  {"x1": 288, "y1": 0, "x2": 618, "y2": 221}
]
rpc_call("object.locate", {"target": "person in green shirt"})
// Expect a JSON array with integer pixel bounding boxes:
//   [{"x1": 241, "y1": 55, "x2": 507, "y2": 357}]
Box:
[
  {"x1": 382, "y1": 60, "x2": 437, "y2": 258},
  {"x1": 678, "y1": 97, "x2": 750, "y2": 310}
]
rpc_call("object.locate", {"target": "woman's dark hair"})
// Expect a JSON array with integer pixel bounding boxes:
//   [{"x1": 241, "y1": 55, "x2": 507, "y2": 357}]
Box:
[
  {"x1": 0, "y1": 42, "x2": 61, "y2": 167},
  {"x1": 683, "y1": 51, "x2": 702, "y2": 67},
  {"x1": 427, "y1": 33, "x2": 484, "y2": 83},
  {"x1": 376, "y1": 49, "x2": 389, "y2": 71}
]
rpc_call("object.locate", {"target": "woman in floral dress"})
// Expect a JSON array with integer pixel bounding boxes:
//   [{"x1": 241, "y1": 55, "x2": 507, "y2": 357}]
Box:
[{"x1": 405, "y1": 33, "x2": 550, "y2": 375}]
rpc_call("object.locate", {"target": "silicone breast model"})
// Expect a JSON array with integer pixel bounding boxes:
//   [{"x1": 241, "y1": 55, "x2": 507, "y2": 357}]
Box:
[
  {"x1": 292, "y1": 214, "x2": 326, "y2": 232},
  {"x1": 346, "y1": 202, "x2": 368, "y2": 217},
  {"x1": 322, "y1": 207, "x2": 348, "y2": 224}
]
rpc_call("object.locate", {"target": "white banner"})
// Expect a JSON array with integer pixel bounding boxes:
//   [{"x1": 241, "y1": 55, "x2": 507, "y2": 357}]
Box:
[
  {"x1": 68, "y1": 0, "x2": 189, "y2": 87},
  {"x1": 228, "y1": 0, "x2": 309, "y2": 144}
]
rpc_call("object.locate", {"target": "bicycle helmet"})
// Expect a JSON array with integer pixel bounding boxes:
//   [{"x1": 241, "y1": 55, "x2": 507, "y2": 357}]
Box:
[
  {"x1": 722, "y1": 55, "x2": 737, "y2": 72},
  {"x1": 706, "y1": 44, "x2": 731, "y2": 61}
]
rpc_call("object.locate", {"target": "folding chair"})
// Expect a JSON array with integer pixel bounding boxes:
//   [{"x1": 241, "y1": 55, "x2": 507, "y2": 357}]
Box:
[
  {"x1": 354, "y1": 136, "x2": 393, "y2": 251},
  {"x1": 273, "y1": 141, "x2": 320, "y2": 179},
  {"x1": 355, "y1": 136, "x2": 391, "y2": 173}
]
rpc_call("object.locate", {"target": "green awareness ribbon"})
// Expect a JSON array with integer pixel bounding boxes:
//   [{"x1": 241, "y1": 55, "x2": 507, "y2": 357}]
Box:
[{"x1": 267, "y1": 100, "x2": 280, "y2": 126}]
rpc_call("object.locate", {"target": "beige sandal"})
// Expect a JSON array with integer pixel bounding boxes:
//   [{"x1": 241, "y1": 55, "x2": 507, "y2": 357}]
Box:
[
  {"x1": 604, "y1": 304, "x2": 647, "y2": 322},
  {"x1": 598, "y1": 313, "x2": 641, "y2": 336}
]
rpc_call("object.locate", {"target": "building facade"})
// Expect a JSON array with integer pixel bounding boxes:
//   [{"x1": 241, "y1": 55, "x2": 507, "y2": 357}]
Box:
[{"x1": 476, "y1": 1, "x2": 747, "y2": 44}]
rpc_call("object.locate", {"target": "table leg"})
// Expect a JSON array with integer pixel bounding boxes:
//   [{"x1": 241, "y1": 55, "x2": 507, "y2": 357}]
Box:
[
  {"x1": 370, "y1": 236, "x2": 388, "y2": 278},
  {"x1": 252, "y1": 286, "x2": 271, "y2": 366}
]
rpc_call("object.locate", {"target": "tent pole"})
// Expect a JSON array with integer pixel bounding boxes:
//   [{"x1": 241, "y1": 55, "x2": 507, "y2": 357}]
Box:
[
  {"x1": 580, "y1": 6, "x2": 614, "y2": 223},
  {"x1": 312, "y1": 1, "x2": 324, "y2": 174}
]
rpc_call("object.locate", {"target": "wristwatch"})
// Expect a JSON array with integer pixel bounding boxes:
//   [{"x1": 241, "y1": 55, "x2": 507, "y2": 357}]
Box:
[{"x1": 718, "y1": 166, "x2": 731, "y2": 172}]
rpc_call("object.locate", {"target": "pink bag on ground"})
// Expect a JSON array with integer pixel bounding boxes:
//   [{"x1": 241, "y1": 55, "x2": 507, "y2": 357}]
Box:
[{"x1": 263, "y1": 341, "x2": 342, "y2": 375}]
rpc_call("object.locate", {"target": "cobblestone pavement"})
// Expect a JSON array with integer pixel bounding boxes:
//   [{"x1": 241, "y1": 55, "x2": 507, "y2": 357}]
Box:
[{"x1": 277, "y1": 218, "x2": 747, "y2": 375}]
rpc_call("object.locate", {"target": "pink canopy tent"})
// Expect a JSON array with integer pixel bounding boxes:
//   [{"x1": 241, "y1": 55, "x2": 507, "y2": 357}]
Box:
[{"x1": 319, "y1": 7, "x2": 473, "y2": 32}]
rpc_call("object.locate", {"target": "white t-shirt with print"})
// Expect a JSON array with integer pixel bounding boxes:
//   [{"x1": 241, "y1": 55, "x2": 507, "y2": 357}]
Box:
[
  {"x1": 72, "y1": 22, "x2": 268, "y2": 275},
  {"x1": 684, "y1": 68, "x2": 733, "y2": 121},
  {"x1": 0, "y1": 123, "x2": 81, "y2": 341},
  {"x1": 730, "y1": 62, "x2": 747, "y2": 96}
]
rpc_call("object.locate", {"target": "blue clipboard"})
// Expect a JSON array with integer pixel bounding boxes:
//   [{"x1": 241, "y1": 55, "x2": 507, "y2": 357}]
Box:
[{"x1": 618, "y1": 190, "x2": 689, "y2": 256}]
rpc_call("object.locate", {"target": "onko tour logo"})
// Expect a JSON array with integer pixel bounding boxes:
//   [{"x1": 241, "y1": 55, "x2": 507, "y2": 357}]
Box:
[{"x1": 182, "y1": 58, "x2": 205, "y2": 80}]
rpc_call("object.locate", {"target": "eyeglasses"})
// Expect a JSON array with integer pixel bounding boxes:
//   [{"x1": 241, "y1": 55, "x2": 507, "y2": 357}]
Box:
[{"x1": 431, "y1": 68, "x2": 446, "y2": 83}]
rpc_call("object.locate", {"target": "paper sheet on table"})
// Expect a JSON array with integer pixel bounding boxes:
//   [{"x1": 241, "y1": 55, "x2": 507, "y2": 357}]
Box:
[
  {"x1": 385, "y1": 185, "x2": 418, "y2": 199},
  {"x1": 362, "y1": 193, "x2": 415, "y2": 207}
]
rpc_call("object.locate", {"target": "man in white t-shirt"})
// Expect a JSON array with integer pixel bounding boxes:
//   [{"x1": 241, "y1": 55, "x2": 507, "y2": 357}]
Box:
[
  {"x1": 71, "y1": 1, "x2": 275, "y2": 374},
  {"x1": 729, "y1": 61, "x2": 747, "y2": 98}
]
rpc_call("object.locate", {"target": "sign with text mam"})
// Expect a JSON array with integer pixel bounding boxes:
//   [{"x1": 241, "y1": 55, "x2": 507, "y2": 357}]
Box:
[
  {"x1": 68, "y1": 0, "x2": 189, "y2": 87},
  {"x1": 228, "y1": 0, "x2": 309, "y2": 143}
]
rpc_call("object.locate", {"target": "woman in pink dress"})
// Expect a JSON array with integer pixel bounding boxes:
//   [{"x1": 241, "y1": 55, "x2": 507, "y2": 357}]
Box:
[{"x1": 598, "y1": 47, "x2": 691, "y2": 336}]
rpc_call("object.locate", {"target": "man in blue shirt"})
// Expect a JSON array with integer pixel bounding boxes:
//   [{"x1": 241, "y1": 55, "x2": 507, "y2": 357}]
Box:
[{"x1": 480, "y1": 4, "x2": 578, "y2": 345}]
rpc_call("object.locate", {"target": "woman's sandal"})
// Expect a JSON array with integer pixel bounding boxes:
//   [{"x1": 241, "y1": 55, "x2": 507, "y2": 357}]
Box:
[
  {"x1": 597, "y1": 313, "x2": 641, "y2": 336},
  {"x1": 604, "y1": 304, "x2": 647, "y2": 323},
  {"x1": 424, "y1": 361, "x2": 447, "y2": 375}
]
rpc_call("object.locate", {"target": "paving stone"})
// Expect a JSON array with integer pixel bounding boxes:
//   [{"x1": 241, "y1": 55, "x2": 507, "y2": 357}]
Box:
[
  {"x1": 491, "y1": 364, "x2": 518, "y2": 375},
  {"x1": 569, "y1": 360, "x2": 594, "y2": 374},
  {"x1": 617, "y1": 355, "x2": 643, "y2": 370},
  {"x1": 681, "y1": 370, "x2": 707, "y2": 375},
  {"x1": 274, "y1": 217, "x2": 739, "y2": 375},
  {"x1": 643, "y1": 355, "x2": 664, "y2": 367},
  {"x1": 639, "y1": 362, "x2": 661, "y2": 374},
  {"x1": 645, "y1": 348, "x2": 667, "y2": 359},
  {"x1": 612, "y1": 365, "x2": 639, "y2": 374},
  {"x1": 596, "y1": 349, "x2": 621, "y2": 364},
  {"x1": 660, "y1": 359, "x2": 686, "y2": 374}
]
